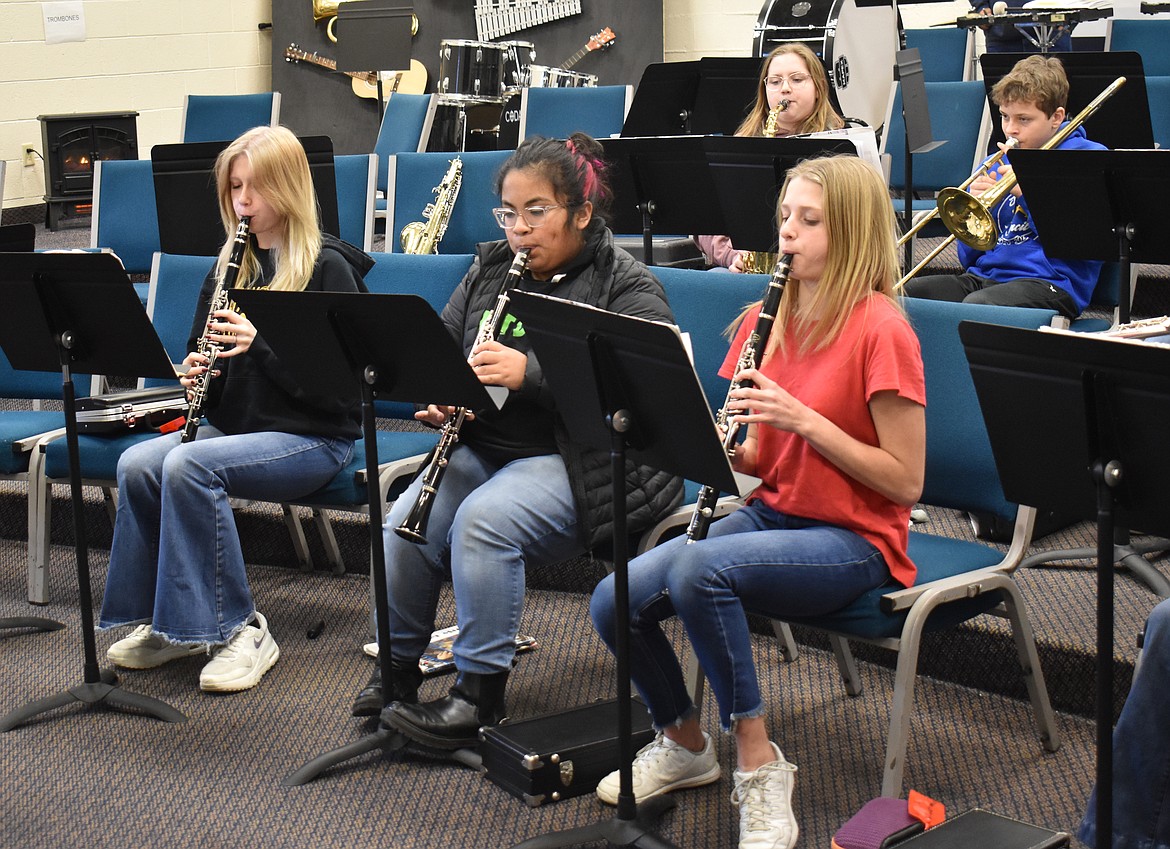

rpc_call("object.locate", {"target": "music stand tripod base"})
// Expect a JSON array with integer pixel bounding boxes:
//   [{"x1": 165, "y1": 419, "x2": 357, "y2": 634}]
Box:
[{"x1": 0, "y1": 617, "x2": 65, "y2": 635}]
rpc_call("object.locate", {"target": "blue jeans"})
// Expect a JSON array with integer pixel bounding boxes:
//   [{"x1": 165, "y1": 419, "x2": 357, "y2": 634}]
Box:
[
  {"x1": 590, "y1": 500, "x2": 890, "y2": 731},
  {"x1": 1080, "y1": 598, "x2": 1170, "y2": 849},
  {"x1": 99, "y1": 427, "x2": 353, "y2": 644},
  {"x1": 382, "y1": 445, "x2": 584, "y2": 675}
]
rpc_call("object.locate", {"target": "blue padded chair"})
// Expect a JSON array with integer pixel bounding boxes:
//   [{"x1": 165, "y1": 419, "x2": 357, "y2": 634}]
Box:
[
  {"x1": 335, "y1": 153, "x2": 377, "y2": 251},
  {"x1": 1108, "y1": 20, "x2": 1170, "y2": 76},
  {"x1": 886, "y1": 81, "x2": 991, "y2": 230},
  {"x1": 678, "y1": 298, "x2": 1063, "y2": 797},
  {"x1": 388, "y1": 150, "x2": 512, "y2": 256},
  {"x1": 904, "y1": 28, "x2": 973, "y2": 82},
  {"x1": 280, "y1": 252, "x2": 475, "y2": 572},
  {"x1": 25, "y1": 253, "x2": 213, "y2": 603},
  {"x1": 1146, "y1": 75, "x2": 1170, "y2": 150},
  {"x1": 373, "y1": 93, "x2": 437, "y2": 221},
  {"x1": 634, "y1": 267, "x2": 772, "y2": 551},
  {"x1": 181, "y1": 92, "x2": 281, "y2": 144},
  {"x1": 518, "y1": 85, "x2": 633, "y2": 142},
  {"x1": 90, "y1": 159, "x2": 162, "y2": 301}
]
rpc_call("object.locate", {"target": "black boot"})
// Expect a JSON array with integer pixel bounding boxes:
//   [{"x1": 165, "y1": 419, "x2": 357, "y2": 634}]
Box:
[
  {"x1": 381, "y1": 670, "x2": 509, "y2": 749},
  {"x1": 351, "y1": 659, "x2": 423, "y2": 717}
]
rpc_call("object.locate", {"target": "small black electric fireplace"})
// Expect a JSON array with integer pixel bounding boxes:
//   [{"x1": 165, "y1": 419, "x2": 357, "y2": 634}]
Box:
[{"x1": 38, "y1": 111, "x2": 138, "y2": 229}]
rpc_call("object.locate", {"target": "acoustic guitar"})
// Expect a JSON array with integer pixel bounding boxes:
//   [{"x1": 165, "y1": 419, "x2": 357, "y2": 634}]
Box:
[{"x1": 285, "y1": 44, "x2": 428, "y2": 100}]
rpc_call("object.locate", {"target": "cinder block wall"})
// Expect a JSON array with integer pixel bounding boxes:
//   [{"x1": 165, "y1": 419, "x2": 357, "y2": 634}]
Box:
[{"x1": 1, "y1": 0, "x2": 272, "y2": 214}]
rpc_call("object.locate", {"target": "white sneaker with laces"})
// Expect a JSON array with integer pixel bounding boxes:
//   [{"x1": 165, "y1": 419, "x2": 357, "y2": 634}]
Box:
[
  {"x1": 106, "y1": 624, "x2": 204, "y2": 669},
  {"x1": 596, "y1": 731, "x2": 721, "y2": 806},
  {"x1": 198, "y1": 612, "x2": 280, "y2": 693},
  {"x1": 731, "y1": 743, "x2": 799, "y2": 849}
]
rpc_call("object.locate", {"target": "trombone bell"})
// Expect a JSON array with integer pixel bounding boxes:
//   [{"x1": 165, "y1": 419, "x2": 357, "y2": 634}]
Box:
[{"x1": 937, "y1": 187, "x2": 998, "y2": 252}]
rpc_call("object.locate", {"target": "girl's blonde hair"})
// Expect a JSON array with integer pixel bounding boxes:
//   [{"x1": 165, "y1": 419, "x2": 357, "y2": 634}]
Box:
[
  {"x1": 214, "y1": 125, "x2": 322, "y2": 292},
  {"x1": 731, "y1": 155, "x2": 899, "y2": 357},
  {"x1": 736, "y1": 43, "x2": 844, "y2": 138}
]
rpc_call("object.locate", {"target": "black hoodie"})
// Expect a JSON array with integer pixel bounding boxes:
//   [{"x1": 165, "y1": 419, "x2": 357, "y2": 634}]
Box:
[{"x1": 187, "y1": 233, "x2": 374, "y2": 440}]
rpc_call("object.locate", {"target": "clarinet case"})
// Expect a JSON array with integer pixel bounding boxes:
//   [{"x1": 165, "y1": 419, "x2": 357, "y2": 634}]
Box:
[
  {"x1": 479, "y1": 697, "x2": 656, "y2": 807},
  {"x1": 75, "y1": 386, "x2": 188, "y2": 435}
]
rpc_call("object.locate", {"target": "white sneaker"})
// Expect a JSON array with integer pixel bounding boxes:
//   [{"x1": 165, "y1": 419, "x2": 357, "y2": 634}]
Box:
[
  {"x1": 596, "y1": 731, "x2": 721, "y2": 806},
  {"x1": 198, "y1": 612, "x2": 280, "y2": 693},
  {"x1": 731, "y1": 743, "x2": 799, "y2": 849},
  {"x1": 106, "y1": 624, "x2": 204, "y2": 669}
]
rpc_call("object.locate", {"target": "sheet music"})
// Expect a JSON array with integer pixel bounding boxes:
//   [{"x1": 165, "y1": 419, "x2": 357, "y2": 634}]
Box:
[
  {"x1": 798, "y1": 127, "x2": 882, "y2": 174},
  {"x1": 474, "y1": 0, "x2": 582, "y2": 41}
]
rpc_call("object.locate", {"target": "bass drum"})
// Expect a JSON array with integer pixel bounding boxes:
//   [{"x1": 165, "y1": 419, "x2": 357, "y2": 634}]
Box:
[
  {"x1": 527, "y1": 64, "x2": 598, "y2": 88},
  {"x1": 439, "y1": 39, "x2": 507, "y2": 101},
  {"x1": 752, "y1": 0, "x2": 901, "y2": 133}
]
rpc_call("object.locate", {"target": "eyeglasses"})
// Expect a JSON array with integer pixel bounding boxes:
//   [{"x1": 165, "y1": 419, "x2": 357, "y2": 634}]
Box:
[
  {"x1": 765, "y1": 74, "x2": 811, "y2": 89},
  {"x1": 491, "y1": 205, "x2": 565, "y2": 229}
]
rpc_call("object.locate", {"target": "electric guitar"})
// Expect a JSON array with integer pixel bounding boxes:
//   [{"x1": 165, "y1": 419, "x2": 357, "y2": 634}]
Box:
[
  {"x1": 285, "y1": 44, "x2": 428, "y2": 100},
  {"x1": 558, "y1": 27, "x2": 616, "y2": 70}
]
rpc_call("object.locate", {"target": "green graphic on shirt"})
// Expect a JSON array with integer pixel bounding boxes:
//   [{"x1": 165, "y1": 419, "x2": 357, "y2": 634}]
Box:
[{"x1": 476, "y1": 310, "x2": 526, "y2": 339}]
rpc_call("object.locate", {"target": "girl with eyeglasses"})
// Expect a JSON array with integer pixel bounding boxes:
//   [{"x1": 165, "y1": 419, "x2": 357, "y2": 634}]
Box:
[
  {"x1": 696, "y1": 43, "x2": 844, "y2": 273},
  {"x1": 353, "y1": 132, "x2": 683, "y2": 750}
]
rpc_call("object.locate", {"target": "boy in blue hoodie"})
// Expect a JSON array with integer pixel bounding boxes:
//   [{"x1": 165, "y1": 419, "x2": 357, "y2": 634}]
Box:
[{"x1": 903, "y1": 55, "x2": 1104, "y2": 319}]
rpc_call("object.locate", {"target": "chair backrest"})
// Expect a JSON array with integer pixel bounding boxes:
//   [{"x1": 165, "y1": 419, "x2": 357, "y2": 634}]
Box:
[
  {"x1": 374, "y1": 93, "x2": 436, "y2": 195},
  {"x1": 363, "y1": 251, "x2": 475, "y2": 418},
  {"x1": 143, "y1": 253, "x2": 217, "y2": 388},
  {"x1": 903, "y1": 298, "x2": 1057, "y2": 520},
  {"x1": 181, "y1": 92, "x2": 281, "y2": 144},
  {"x1": 1145, "y1": 74, "x2": 1170, "y2": 150},
  {"x1": 903, "y1": 28, "x2": 972, "y2": 82},
  {"x1": 1108, "y1": 19, "x2": 1170, "y2": 76},
  {"x1": 90, "y1": 159, "x2": 162, "y2": 275},
  {"x1": 887, "y1": 80, "x2": 990, "y2": 193},
  {"x1": 651, "y1": 267, "x2": 772, "y2": 416},
  {"x1": 334, "y1": 153, "x2": 377, "y2": 251},
  {"x1": 518, "y1": 85, "x2": 633, "y2": 142},
  {"x1": 388, "y1": 150, "x2": 512, "y2": 255},
  {"x1": 0, "y1": 346, "x2": 94, "y2": 401}
]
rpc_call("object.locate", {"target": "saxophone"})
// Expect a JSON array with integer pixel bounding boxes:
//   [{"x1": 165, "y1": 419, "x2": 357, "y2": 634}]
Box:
[
  {"x1": 740, "y1": 100, "x2": 790, "y2": 276},
  {"x1": 685, "y1": 253, "x2": 793, "y2": 543},
  {"x1": 181, "y1": 216, "x2": 250, "y2": 443},
  {"x1": 395, "y1": 247, "x2": 532, "y2": 545},
  {"x1": 400, "y1": 157, "x2": 462, "y2": 254}
]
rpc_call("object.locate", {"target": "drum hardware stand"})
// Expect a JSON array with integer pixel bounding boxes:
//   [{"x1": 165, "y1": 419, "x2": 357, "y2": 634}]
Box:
[
  {"x1": 505, "y1": 291, "x2": 760, "y2": 849},
  {"x1": 894, "y1": 48, "x2": 945, "y2": 274},
  {"x1": 0, "y1": 253, "x2": 186, "y2": 731},
  {"x1": 224, "y1": 288, "x2": 497, "y2": 786}
]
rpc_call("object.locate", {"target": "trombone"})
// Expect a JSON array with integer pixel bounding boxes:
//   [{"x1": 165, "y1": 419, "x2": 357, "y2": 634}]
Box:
[{"x1": 896, "y1": 75, "x2": 1127, "y2": 289}]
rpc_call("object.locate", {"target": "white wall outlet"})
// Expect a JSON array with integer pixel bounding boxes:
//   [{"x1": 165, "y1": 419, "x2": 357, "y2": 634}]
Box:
[{"x1": 23, "y1": 144, "x2": 37, "y2": 167}]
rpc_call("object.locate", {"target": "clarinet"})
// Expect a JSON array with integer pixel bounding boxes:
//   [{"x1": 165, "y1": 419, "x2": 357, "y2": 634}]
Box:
[
  {"x1": 684, "y1": 253, "x2": 793, "y2": 543},
  {"x1": 395, "y1": 247, "x2": 532, "y2": 545},
  {"x1": 181, "y1": 217, "x2": 251, "y2": 443}
]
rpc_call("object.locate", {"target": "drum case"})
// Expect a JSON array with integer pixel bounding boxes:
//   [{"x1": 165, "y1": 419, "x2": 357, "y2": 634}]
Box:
[
  {"x1": 75, "y1": 386, "x2": 188, "y2": 434},
  {"x1": 478, "y1": 697, "x2": 656, "y2": 806}
]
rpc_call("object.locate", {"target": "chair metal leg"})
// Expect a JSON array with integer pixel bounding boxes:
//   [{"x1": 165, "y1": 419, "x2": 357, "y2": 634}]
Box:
[
  {"x1": 26, "y1": 448, "x2": 52, "y2": 605},
  {"x1": 310, "y1": 508, "x2": 346, "y2": 575},
  {"x1": 881, "y1": 603, "x2": 934, "y2": 798},
  {"x1": 684, "y1": 648, "x2": 706, "y2": 712},
  {"x1": 828, "y1": 634, "x2": 863, "y2": 697},
  {"x1": 993, "y1": 583, "x2": 1061, "y2": 753},
  {"x1": 280, "y1": 504, "x2": 313, "y2": 571},
  {"x1": 771, "y1": 621, "x2": 799, "y2": 663}
]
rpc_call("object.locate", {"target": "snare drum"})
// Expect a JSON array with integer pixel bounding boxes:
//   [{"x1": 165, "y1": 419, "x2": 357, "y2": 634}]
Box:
[
  {"x1": 527, "y1": 64, "x2": 598, "y2": 88},
  {"x1": 439, "y1": 39, "x2": 507, "y2": 101},
  {"x1": 753, "y1": 0, "x2": 901, "y2": 132},
  {"x1": 499, "y1": 40, "x2": 536, "y2": 90}
]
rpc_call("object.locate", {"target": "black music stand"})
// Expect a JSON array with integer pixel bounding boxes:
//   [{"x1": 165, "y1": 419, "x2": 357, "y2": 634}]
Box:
[
  {"x1": 895, "y1": 48, "x2": 946, "y2": 272},
  {"x1": 601, "y1": 135, "x2": 854, "y2": 265},
  {"x1": 620, "y1": 58, "x2": 759, "y2": 138},
  {"x1": 335, "y1": 1, "x2": 414, "y2": 124},
  {"x1": 507, "y1": 291, "x2": 751, "y2": 849},
  {"x1": 1009, "y1": 147, "x2": 1170, "y2": 596},
  {"x1": 0, "y1": 223, "x2": 35, "y2": 252},
  {"x1": 961, "y1": 322, "x2": 1170, "y2": 849},
  {"x1": 979, "y1": 51, "x2": 1151, "y2": 152},
  {"x1": 0, "y1": 252, "x2": 186, "y2": 730},
  {"x1": 227, "y1": 288, "x2": 493, "y2": 786}
]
